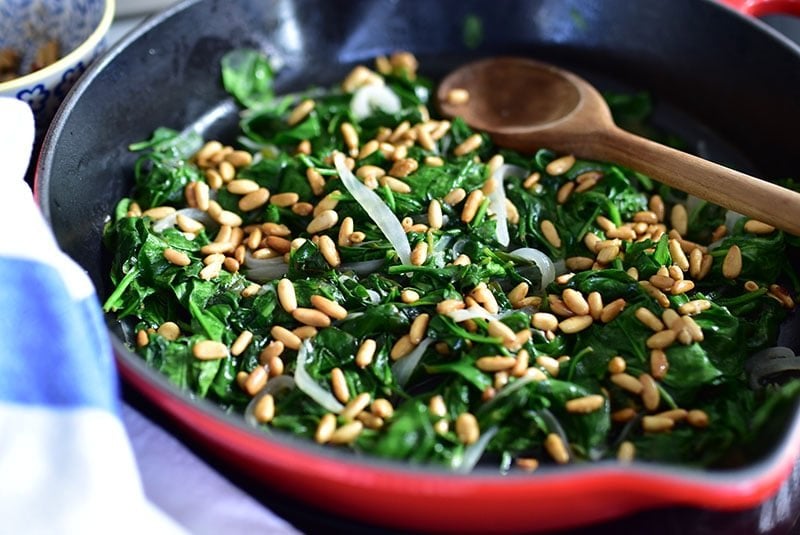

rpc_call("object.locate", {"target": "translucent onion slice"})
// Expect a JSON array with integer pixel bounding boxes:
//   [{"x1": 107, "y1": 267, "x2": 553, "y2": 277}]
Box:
[
  {"x1": 454, "y1": 426, "x2": 498, "y2": 473},
  {"x1": 244, "y1": 375, "x2": 296, "y2": 426},
  {"x1": 508, "y1": 247, "x2": 557, "y2": 288},
  {"x1": 151, "y1": 207, "x2": 214, "y2": 233},
  {"x1": 295, "y1": 339, "x2": 345, "y2": 413},
  {"x1": 334, "y1": 152, "x2": 412, "y2": 265},
  {"x1": 447, "y1": 304, "x2": 498, "y2": 323},
  {"x1": 391, "y1": 337, "x2": 434, "y2": 387},
  {"x1": 488, "y1": 164, "x2": 526, "y2": 247},
  {"x1": 350, "y1": 84, "x2": 401, "y2": 120},
  {"x1": 243, "y1": 251, "x2": 289, "y2": 282}
]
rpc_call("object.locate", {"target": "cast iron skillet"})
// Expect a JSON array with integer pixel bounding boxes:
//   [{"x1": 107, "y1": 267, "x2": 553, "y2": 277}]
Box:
[{"x1": 36, "y1": 0, "x2": 800, "y2": 532}]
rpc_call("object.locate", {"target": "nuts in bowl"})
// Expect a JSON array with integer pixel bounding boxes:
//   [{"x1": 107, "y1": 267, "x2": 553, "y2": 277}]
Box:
[{"x1": 0, "y1": 0, "x2": 115, "y2": 136}]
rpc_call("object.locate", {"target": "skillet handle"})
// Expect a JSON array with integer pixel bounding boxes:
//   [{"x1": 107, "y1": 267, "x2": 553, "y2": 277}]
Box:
[{"x1": 719, "y1": 0, "x2": 800, "y2": 16}]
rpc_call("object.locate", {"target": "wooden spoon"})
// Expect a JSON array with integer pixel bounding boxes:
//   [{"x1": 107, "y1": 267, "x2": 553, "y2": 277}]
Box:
[{"x1": 437, "y1": 57, "x2": 800, "y2": 236}]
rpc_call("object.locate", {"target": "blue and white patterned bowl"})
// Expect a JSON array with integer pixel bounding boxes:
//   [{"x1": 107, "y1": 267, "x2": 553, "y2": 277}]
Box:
[{"x1": 0, "y1": 0, "x2": 115, "y2": 137}]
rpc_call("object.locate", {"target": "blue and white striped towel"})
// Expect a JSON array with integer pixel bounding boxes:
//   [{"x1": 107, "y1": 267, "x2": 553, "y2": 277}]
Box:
[{"x1": 0, "y1": 98, "x2": 297, "y2": 534}]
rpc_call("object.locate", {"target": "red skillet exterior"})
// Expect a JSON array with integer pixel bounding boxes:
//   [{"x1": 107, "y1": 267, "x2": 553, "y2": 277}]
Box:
[{"x1": 35, "y1": 0, "x2": 800, "y2": 532}]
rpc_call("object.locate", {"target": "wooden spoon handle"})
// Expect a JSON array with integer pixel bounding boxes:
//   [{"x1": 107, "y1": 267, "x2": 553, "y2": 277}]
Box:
[{"x1": 592, "y1": 126, "x2": 800, "y2": 236}]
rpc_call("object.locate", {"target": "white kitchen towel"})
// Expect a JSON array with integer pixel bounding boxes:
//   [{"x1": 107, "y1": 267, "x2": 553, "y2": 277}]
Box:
[{"x1": 0, "y1": 97, "x2": 297, "y2": 534}]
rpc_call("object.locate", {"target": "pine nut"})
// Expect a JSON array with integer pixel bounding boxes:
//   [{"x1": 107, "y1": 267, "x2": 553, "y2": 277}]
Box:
[
  {"x1": 329, "y1": 421, "x2": 364, "y2": 444},
  {"x1": 401, "y1": 289, "x2": 420, "y2": 303},
  {"x1": 545, "y1": 155, "x2": 575, "y2": 176},
  {"x1": 310, "y1": 295, "x2": 348, "y2": 320},
  {"x1": 436, "y1": 299, "x2": 465, "y2": 315},
  {"x1": 565, "y1": 394, "x2": 605, "y2": 413},
  {"x1": 455, "y1": 412, "x2": 480, "y2": 445},
  {"x1": 531, "y1": 312, "x2": 558, "y2": 331},
  {"x1": 143, "y1": 206, "x2": 176, "y2": 220},
  {"x1": 428, "y1": 199, "x2": 443, "y2": 230},
  {"x1": 429, "y1": 395, "x2": 447, "y2": 418},
  {"x1": 640, "y1": 373, "x2": 660, "y2": 411},
  {"x1": 409, "y1": 313, "x2": 430, "y2": 345},
  {"x1": 612, "y1": 408, "x2": 637, "y2": 423},
  {"x1": 556, "y1": 181, "x2": 575, "y2": 204},
  {"x1": 410, "y1": 241, "x2": 428, "y2": 266},
  {"x1": 231, "y1": 330, "x2": 254, "y2": 356},
  {"x1": 390, "y1": 334, "x2": 415, "y2": 360},
  {"x1": 642, "y1": 415, "x2": 674, "y2": 433},
  {"x1": 270, "y1": 325, "x2": 301, "y2": 350},
  {"x1": 639, "y1": 281, "x2": 671, "y2": 308},
  {"x1": 600, "y1": 298, "x2": 626, "y2": 323},
  {"x1": 682, "y1": 315, "x2": 704, "y2": 342},
  {"x1": 292, "y1": 307, "x2": 332, "y2": 328},
  {"x1": 389, "y1": 158, "x2": 419, "y2": 178},
  {"x1": 444, "y1": 187, "x2": 467, "y2": 206},
  {"x1": 596, "y1": 244, "x2": 620, "y2": 264},
  {"x1": 617, "y1": 441, "x2": 636, "y2": 463},
  {"x1": 293, "y1": 325, "x2": 318, "y2": 340},
  {"x1": 536, "y1": 355, "x2": 561, "y2": 377},
  {"x1": 670, "y1": 279, "x2": 695, "y2": 295},
  {"x1": 559, "y1": 315, "x2": 593, "y2": 334},
  {"x1": 315, "y1": 413, "x2": 337, "y2": 444},
  {"x1": 252, "y1": 393, "x2": 275, "y2": 423},
  {"x1": 287, "y1": 99, "x2": 315, "y2": 126},
  {"x1": 611, "y1": 372, "x2": 644, "y2": 394},
  {"x1": 635, "y1": 307, "x2": 665, "y2": 332},
  {"x1": 227, "y1": 178, "x2": 259, "y2": 195},
  {"x1": 646, "y1": 329, "x2": 676, "y2": 350},
  {"x1": 670, "y1": 204, "x2": 688, "y2": 236},
  {"x1": 244, "y1": 366, "x2": 268, "y2": 396},
  {"x1": 650, "y1": 349, "x2": 669, "y2": 380},
  {"x1": 341, "y1": 392, "x2": 371, "y2": 421},
  {"x1": 453, "y1": 134, "x2": 482, "y2": 156},
  {"x1": 305, "y1": 209, "x2": 338, "y2": 235},
  {"x1": 544, "y1": 433, "x2": 570, "y2": 464},
  {"x1": 541, "y1": 219, "x2": 562, "y2": 248},
  {"x1": 277, "y1": 278, "x2": 297, "y2": 313},
  {"x1": 678, "y1": 299, "x2": 711, "y2": 315},
  {"x1": 355, "y1": 339, "x2": 377, "y2": 368},
  {"x1": 565, "y1": 256, "x2": 594, "y2": 271},
  {"x1": 163, "y1": 248, "x2": 191, "y2": 267},
  {"x1": 380, "y1": 175, "x2": 412, "y2": 194},
  {"x1": 193, "y1": 340, "x2": 229, "y2": 360},
  {"x1": 318, "y1": 235, "x2": 341, "y2": 268},
  {"x1": 259, "y1": 340, "x2": 285, "y2": 365},
  {"x1": 199, "y1": 260, "x2": 223, "y2": 280},
  {"x1": 331, "y1": 367, "x2": 350, "y2": 403},
  {"x1": 562, "y1": 289, "x2": 590, "y2": 316},
  {"x1": 511, "y1": 349, "x2": 531, "y2": 378},
  {"x1": 371, "y1": 398, "x2": 394, "y2": 420},
  {"x1": 744, "y1": 219, "x2": 775, "y2": 235},
  {"x1": 270, "y1": 192, "x2": 300, "y2": 207},
  {"x1": 461, "y1": 189, "x2": 485, "y2": 223},
  {"x1": 607, "y1": 356, "x2": 626, "y2": 374},
  {"x1": 476, "y1": 356, "x2": 516, "y2": 372},
  {"x1": 446, "y1": 87, "x2": 470, "y2": 105},
  {"x1": 722, "y1": 244, "x2": 742, "y2": 279},
  {"x1": 687, "y1": 409, "x2": 710, "y2": 428}
]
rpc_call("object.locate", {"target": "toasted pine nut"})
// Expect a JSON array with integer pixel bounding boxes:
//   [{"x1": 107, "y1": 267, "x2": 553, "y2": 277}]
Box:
[
  {"x1": 600, "y1": 298, "x2": 626, "y2": 323},
  {"x1": 642, "y1": 415, "x2": 674, "y2": 433},
  {"x1": 318, "y1": 235, "x2": 341, "y2": 268},
  {"x1": 646, "y1": 329, "x2": 676, "y2": 350},
  {"x1": 306, "y1": 209, "x2": 338, "y2": 234},
  {"x1": 461, "y1": 189, "x2": 485, "y2": 223},
  {"x1": 556, "y1": 181, "x2": 575, "y2": 204},
  {"x1": 640, "y1": 373, "x2": 660, "y2": 411},
  {"x1": 687, "y1": 409, "x2": 710, "y2": 428},
  {"x1": 607, "y1": 356, "x2": 626, "y2": 374},
  {"x1": 287, "y1": 99, "x2": 315, "y2": 126},
  {"x1": 292, "y1": 307, "x2": 332, "y2": 328},
  {"x1": 612, "y1": 408, "x2": 637, "y2": 423},
  {"x1": 163, "y1": 247, "x2": 191, "y2": 267},
  {"x1": 565, "y1": 394, "x2": 605, "y2": 413},
  {"x1": 428, "y1": 199, "x2": 443, "y2": 230},
  {"x1": 455, "y1": 412, "x2": 480, "y2": 445},
  {"x1": 611, "y1": 372, "x2": 644, "y2": 394},
  {"x1": 252, "y1": 393, "x2": 275, "y2": 423},
  {"x1": 231, "y1": 330, "x2": 254, "y2": 356},
  {"x1": 596, "y1": 244, "x2": 620, "y2": 264},
  {"x1": 722, "y1": 244, "x2": 742, "y2": 279},
  {"x1": 446, "y1": 87, "x2": 470, "y2": 105},
  {"x1": 559, "y1": 315, "x2": 593, "y2": 334},
  {"x1": 650, "y1": 349, "x2": 670, "y2": 380},
  {"x1": 259, "y1": 340, "x2": 285, "y2": 366},
  {"x1": 454, "y1": 134, "x2": 482, "y2": 156},
  {"x1": 270, "y1": 325, "x2": 301, "y2": 350},
  {"x1": 546, "y1": 155, "x2": 575, "y2": 176},
  {"x1": 329, "y1": 420, "x2": 364, "y2": 445},
  {"x1": 562, "y1": 289, "x2": 590, "y2": 316},
  {"x1": 244, "y1": 366, "x2": 268, "y2": 396},
  {"x1": 744, "y1": 219, "x2": 775, "y2": 234},
  {"x1": 409, "y1": 313, "x2": 430, "y2": 345},
  {"x1": 389, "y1": 158, "x2": 419, "y2": 178},
  {"x1": 531, "y1": 312, "x2": 558, "y2": 331},
  {"x1": 330, "y1": 367, "x2": 350, "y2": 403},
  {"x1": 670, "y1": 204, "x2": 688, "y2": 236},
  {"x1": 270, "y1": 192, "x2": 300, "y2": 207},
  {"x1": 617, "y1": 441, "x2": 636, "y2": 462},
  {"x1": 310, "y1": 294, "x2": 348, "y2": 320},
  {"x1": 544, "y1": 433, "x2": 570, "y2": 464},
  {"x1": 410, "y1": 241, "x2": 428, "y2": 266},
  {"x1": 193, "y1": 340, "x2": 229, "y2": 360},
  {"x1": 436, "y1": 299, "x2": 465, "y2": 315},
  {"x1": 277, "y1": 278, "x2": 297, "y2": 313},
  {"x1": 476, "y1": 356, "x2": 516, "y2": 372},
  {"x1": 315, "y1": 413, "x2": 337, "y2": 444},
  {"x1": 341, "y1": 392, "x2": 371, "y2": 421},
  {"x1": 565, "y1": 256, "x2": 594, "y2": 271},
  {"x1": 678, "y1": 299, "x2": 711, "y2": 315},
  {"x1": 356, "y1": 339, "x2": 377, "y2": 368},
  {"x1": 541, "y1": 219, "x2": 561, "y2": 248},
  {"x1": 635, "y1": 307, "x2": 665, "y2": 332},
  {"x1": 390, "y1": 334, "x2": 415, "y2": 360}
]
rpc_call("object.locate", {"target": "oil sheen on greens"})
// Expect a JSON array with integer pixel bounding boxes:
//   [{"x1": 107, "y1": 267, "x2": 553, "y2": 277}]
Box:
[{"x1": 103, "y1": 49, "x2": 800, "y2": 473}]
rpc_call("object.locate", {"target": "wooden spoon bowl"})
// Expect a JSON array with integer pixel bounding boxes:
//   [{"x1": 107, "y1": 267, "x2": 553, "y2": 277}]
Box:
[{"x1": 437, "y1": 57, "x2": 800, "y2": 235}]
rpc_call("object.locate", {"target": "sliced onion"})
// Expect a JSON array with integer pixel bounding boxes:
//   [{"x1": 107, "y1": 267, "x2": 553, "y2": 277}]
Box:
[
  {"x1": 350, "y1": 84, "x2": 401, "y2": 120},
  {"x1": 334, "y1": 152, "x2": 412, "y2": 265},
  {"x1": 244, "y1": 375, "x2": 296, "y2": 426},
  {"x1": 391, "y1": 337, "x2": 434, "y2": 387},
  {"x1": 488, "y1": 164, "x2": 526, "y2": 247},
  {"x1": 508, "y1": 247, "x2": 556, "y2": 288},
  {"x1": 295, "y1": 339, "x2": 344, "y2": 413},
  {"x1": 243, "y1": 252, "x2": 289, "y2": 282},
  {"x1": 447, "y1": 304, "x2": 498, "y2": 323},
  {"x1": 151, "y1": 208, "x2": 215, "y2": 233},
  {"x1": 454, "y1": 426, "x2": 498, "y2": 473}
]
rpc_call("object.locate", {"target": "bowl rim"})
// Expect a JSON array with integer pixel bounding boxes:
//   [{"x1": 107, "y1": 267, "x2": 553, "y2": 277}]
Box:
[{"x1": 0, "y1": 0, "x2": 116, "y2": 93}]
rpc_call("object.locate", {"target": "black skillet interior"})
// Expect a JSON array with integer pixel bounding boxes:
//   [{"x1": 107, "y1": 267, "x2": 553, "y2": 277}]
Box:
[{"x1": 36, "y1": 0, "x2": 800, "y2": 529}]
